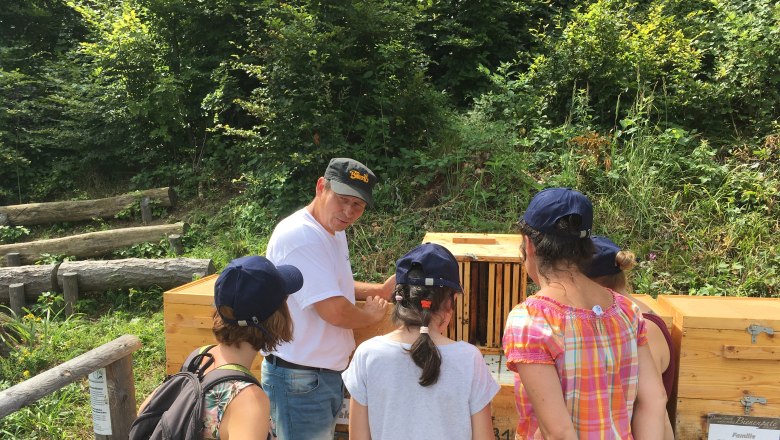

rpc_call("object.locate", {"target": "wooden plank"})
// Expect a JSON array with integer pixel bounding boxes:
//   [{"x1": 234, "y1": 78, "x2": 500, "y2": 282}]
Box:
[
  {"x1": 512, "y1": 264, "x2": 521, "y2": 306},
  {"x1": 676, "y1": 328, "x2": 780, "y2": 400},
  {"x1": 658, "y1": 295, "x2": 780, "y2": 331},
  {"x1": 519, "y1": 263, "x2": 527, "y2": 303},
  {"x1": 462, "y1": 261, "x2": 471, "y2": 343},
  {"x1": 501, "y1": 264, "x2": 512, "y2": 346},
  {"x1": 422, "y1": 233, "x2": 523, "y2": 263},
  {"x1": 491, "y1": 385, "x2": 518, "y2": 440},
  {"x1": 487, "y1": 263, "x2": 496, "y2": 347},
  {"x1": 472, "y1": 262, "x2": 482, "y2": 344},
  {"x1": 722, "y1": 345, "x2": 780, "y2": 360},
  {"x1": 452, "y1": 237, "x2": 497, "y2": 245},
  {"x1": 453, "y1": 261, "x2": 463, "y2": 341},
  {"x1": 675, "y1": 397, "x2": 780, "y2": 440}
]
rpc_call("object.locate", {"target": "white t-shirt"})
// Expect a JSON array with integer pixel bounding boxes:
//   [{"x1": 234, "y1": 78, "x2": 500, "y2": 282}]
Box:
[
  {"x1": 342, "y1": 336, "x2": 500, "y2": 440},
  {"x1": 265, "y1": 208, "x2": 356, "y2": 371}
]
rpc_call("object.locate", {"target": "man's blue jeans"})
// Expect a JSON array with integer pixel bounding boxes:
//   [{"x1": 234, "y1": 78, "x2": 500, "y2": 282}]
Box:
[{"x1": 261, "y1": 358, "x2": 344, "y2": 440}]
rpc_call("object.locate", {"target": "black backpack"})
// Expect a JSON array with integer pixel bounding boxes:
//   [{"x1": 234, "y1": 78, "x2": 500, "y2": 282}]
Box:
[{"x1": 129, "y1": 345, "x2": 261, "y2": 440}]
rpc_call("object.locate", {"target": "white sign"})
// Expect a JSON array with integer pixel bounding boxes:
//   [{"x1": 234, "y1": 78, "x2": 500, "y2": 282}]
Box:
[
  {"x1": 89, "y1": 368, "x2": 112, "y2": 435},
  {"x1": 336, "y1": 397, "x2": 350, "y2": 425},
  {"x1": 708, "y1": 414, "x2": 780, "y2": 440}
]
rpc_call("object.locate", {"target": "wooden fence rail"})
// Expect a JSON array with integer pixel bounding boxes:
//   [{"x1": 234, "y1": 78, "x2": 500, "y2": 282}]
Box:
[
  {"x1": 0, "y1": 257, "x2": 214, "y2": 305},
  {"x1": 0, "y1": 222, "x2": 187, "y2": 267},
  {"x1": 0, "y1": 334, "x2": 141, "y2": 439},
  {"x1": 0, "y1": 187, "x2": 176, "y2": 226}
]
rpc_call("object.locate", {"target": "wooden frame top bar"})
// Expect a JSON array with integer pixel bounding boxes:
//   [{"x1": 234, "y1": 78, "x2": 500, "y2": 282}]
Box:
[{"x1": 422, "y1": 232, "x2": 523, "y2": 263}]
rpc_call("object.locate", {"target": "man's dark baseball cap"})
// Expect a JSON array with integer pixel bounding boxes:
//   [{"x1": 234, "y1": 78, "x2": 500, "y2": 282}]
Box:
[
  {"x1": 214, "y1": 256, "x2": 303, "y2": 328},
  {"x1": 324, "y1": 158, "x2": 377, "y2": 207},
  {"x1": 396, "y1": 243, "x2": 463, "y2": 292},
  {"x1": 522, "y1": 187, "x2": 593, "y2": 238}
]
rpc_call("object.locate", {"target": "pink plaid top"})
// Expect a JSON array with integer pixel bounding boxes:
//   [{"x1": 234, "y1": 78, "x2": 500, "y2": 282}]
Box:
[{"x1": 502, "y1": 290, "x2": 647, "y2": 439}]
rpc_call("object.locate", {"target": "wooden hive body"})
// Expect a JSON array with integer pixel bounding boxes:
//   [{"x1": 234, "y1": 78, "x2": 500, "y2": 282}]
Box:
[
  {"x1": 422, "y1": 232, "x2": 527, "y2": 350},
  {"x1": 162, "y1": 274, "x2": 267, "y2": 376},
  {"x1": 657, "y1": 295, "x2": 780, "y2": 439}
]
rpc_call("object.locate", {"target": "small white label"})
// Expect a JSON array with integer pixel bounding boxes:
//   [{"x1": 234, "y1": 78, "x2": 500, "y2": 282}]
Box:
[
  {"x1": 336, "y1": 397, "x2": 350, "y2": 425},
  {"x1": 89, "y1": 368, "x2": 112, "y2": 435}
]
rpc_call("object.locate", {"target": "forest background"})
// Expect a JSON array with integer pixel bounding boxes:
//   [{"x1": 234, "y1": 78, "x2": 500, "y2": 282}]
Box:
[{"x1": 1, "y1": 0, "x2": 779, "y2": 437}]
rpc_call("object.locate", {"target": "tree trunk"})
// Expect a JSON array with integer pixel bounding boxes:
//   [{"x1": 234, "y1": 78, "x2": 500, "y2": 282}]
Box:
[
  {"x1": 0, "y1": 187, "x2": 177, "y2": 226},
  {"x1": 0, "y1": 264, "x2": 57, "y2": 303},
  {"x1": 56, "y1": 258, "x2": 215, "y2": 292},
  {"x1": 0, "y1": 258, "x2": 214, "y2": 303},
  {"x1": 0, "y1": 222, "x2": 187, "y2": 266}
]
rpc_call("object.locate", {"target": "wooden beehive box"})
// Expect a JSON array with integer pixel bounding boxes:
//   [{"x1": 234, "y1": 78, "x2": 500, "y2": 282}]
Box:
[
  {"x1": 632, "y1": 294, "x2": 673, "y2": 331},
  {"x1": 422, "y1": 232, "x2": 526, "y2": 350},
  {"x1": 657, "y1": 295, "x2": 780, "y2": 439},
  {"x1": 163, "y1": 274, "x2": 267, "y2": 376}
]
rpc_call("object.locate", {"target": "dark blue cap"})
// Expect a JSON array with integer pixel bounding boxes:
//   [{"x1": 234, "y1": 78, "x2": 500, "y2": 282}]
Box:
[
  {"x1": 522, "y1": 188, "x2": 593, "y2": 237},
  {"x1": 587, "y1": 236, "x2": 622, "y2": 277},
  {"x1": 324, "y1": 157, "x2": 377, "y2": 207},
  {"x1": 396, "y1": 243, "x2": 462, "y2": 292},
  {"x1": 215, "y1": 256, "x2": 303, "y2": 328}
]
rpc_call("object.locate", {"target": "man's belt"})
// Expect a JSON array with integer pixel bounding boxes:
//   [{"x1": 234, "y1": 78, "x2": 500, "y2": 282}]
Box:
[{"x1": 264, "y1": 354, "x2": 341, "y2": 373}]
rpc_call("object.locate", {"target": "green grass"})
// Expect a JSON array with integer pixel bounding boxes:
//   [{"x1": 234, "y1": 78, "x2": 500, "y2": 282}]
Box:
[{"x1": 0, "y1": 293, "x2": 165, "y2": 439}]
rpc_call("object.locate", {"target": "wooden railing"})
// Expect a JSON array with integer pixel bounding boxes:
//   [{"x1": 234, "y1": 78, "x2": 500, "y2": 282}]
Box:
[{"x1": 0, "y1": 334, "x2": 141, "y2": 439}]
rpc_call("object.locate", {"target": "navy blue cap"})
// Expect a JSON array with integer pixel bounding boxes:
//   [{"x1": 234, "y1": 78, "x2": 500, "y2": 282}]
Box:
[
  {"x1": 324, "y1": 158, "x2": 377, "y2": 207},
  {"x1": 396, "y1": 243, "x2": 462, "y2": 292},
  {"x1": 587, "y1": 236, "x2": 622, "y2": 277},
  {"x1": 215, "y1": 256, "x2": 303, "y2": 328},
  {"x1": 523, "y1": 188, "x2": 593, "y2": 237}
]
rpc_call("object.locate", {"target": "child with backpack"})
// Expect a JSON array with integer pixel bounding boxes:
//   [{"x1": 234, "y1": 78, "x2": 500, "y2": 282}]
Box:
[
  {"x1": 342, "y1": 243, "x2": 500, "y2": 440},
  {"x1": 131, "y1": 255, "x2": 302, "y2": 440}
]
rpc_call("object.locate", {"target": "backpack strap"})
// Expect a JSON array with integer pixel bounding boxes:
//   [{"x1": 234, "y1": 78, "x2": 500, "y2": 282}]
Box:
[
  {"x1": 181, "y1": 345, "x2": 217, "y2": 377},
  {"x1": 200, "y1": 367, "x2": 261, "y2": 397}
]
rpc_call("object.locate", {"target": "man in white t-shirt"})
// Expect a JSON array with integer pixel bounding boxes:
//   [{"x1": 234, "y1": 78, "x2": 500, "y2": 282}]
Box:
[{"x1": 262, "y1": 158, "x2": 393, "y2": 440}]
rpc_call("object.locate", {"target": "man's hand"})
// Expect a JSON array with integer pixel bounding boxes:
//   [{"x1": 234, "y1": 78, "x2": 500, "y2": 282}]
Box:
[
  {"x1": 362, "y1": 295, "x2": 388, "y2": 323},
  {"x1": 379, "y1": 274, "x2": 396, "y2": 300}
]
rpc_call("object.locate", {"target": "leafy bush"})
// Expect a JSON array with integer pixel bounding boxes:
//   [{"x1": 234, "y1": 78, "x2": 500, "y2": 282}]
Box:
[{"x1": 0, "y1": 226, "x2": 30, "y2": 244}]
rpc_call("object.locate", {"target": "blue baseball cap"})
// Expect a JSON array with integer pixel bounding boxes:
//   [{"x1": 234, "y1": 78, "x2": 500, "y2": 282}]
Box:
[
  {"x1": 587, "y1": 236, "x2": 622, "y2": 277},
  {"x1": 522, "y1": 188, "x2": 593, "y2": 238},
  {"x1": 215, "y1": 256, "x2": 303, "y2": 328},
  {"x1": 396, "y1": 243, "x2": 462, "y2": 292}
]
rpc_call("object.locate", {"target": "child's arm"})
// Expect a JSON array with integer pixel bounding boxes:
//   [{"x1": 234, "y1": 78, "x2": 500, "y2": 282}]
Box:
[
  {"x1": 470, "y1": 403, "x2": 495, "y2": 440},
  {"x1": 348, "y1": 398, "x2": 371, "y2": 440}
]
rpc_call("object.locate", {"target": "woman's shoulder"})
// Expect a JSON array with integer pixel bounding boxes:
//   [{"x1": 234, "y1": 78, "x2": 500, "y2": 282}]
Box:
[{"x1": 507, "y1": 295, "x2": 568, "y2": 324}]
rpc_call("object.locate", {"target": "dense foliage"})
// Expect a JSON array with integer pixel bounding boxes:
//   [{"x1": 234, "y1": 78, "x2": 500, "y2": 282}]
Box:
[{"x1": 2, "y1": 0, "x2": 779, "y2": 293}]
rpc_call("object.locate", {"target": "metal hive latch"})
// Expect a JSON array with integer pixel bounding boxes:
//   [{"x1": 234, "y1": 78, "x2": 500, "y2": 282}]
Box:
[
  {"x1": 746, "y1": 324, "x2": 774, "y2": 344},
  {"x1": 739, "y1": 395, "x2": 767, "y2": 415}
]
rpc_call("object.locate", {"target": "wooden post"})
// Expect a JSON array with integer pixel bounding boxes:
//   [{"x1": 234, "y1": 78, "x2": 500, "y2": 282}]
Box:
[
  {"x1": 5, "y1": 252, "x2": 21, "y2": 267},
  {"x1": 95, "y1": 356, "x2": 137, "y2": 440},
  {"x1": 62, "y1": 272, "x2": 79, "y2": 316},
  {"x1": 9, "y1": 283, "x2": 25, "y2": 315},
  {"x1": 140, "y1": 197, "x2": 152, "y2": 224},
  {"x1": 167, "y1": 234, "x2": 183, "y2": 256}
]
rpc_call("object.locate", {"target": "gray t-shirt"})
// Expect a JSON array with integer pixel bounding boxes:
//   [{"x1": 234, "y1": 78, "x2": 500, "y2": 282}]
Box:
[{"x1": 342, "y1": 336, "x2": 500, "y2": 440}]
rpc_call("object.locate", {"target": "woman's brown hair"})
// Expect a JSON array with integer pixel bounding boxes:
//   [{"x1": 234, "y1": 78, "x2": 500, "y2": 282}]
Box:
[{"x1": 212, "y1": 302, "x2": 293, "y2": 352}]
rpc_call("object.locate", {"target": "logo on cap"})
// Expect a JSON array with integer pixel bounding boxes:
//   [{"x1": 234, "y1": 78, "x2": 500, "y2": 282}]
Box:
[{"x1": 349, "y1": 170, "x2": 369, "y2": 183}]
